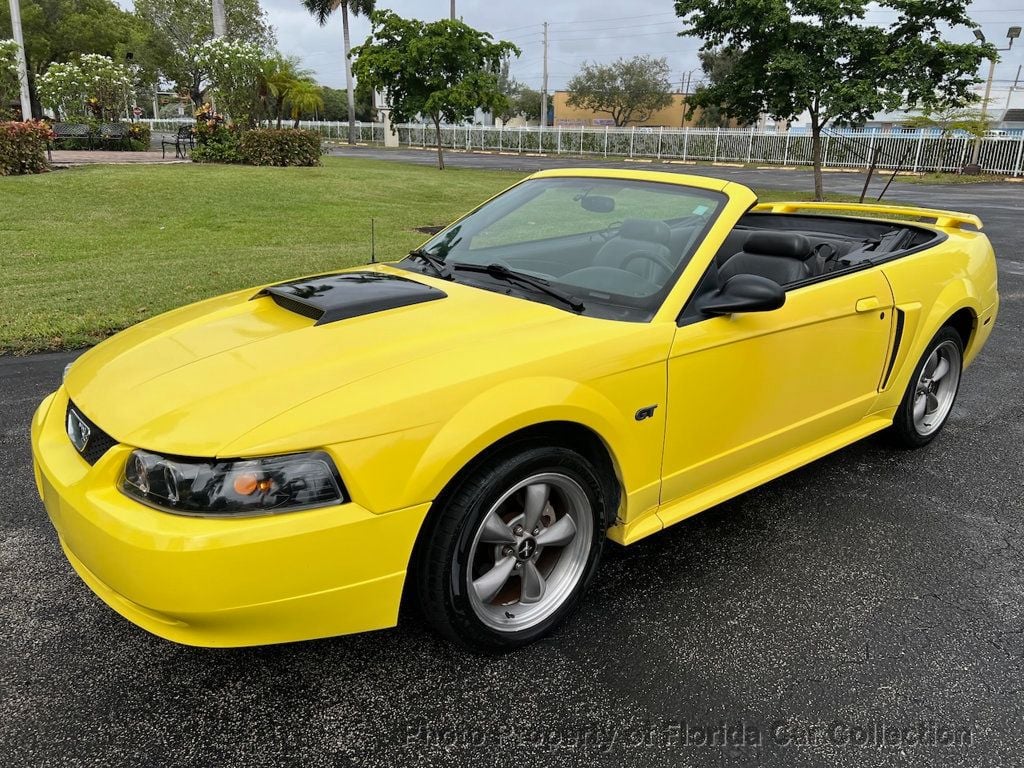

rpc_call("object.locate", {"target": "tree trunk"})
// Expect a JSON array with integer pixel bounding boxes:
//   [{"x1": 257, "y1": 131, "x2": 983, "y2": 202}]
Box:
[
  {"x1": 27, "y1": 65, "x2": 41, "y2": 120},
  {"x1": 433, "y1": 115, "x2": 445, "y2": 170},
  {"x1": 294, "y1": 115, "x2": 300, "y2": 128},
  {"x1": 342, "y1": 4, "x2": 357, "y2": 145},
  {"x1": 276, "y1": 95, "x2": 285, "y2": 129},
  {"x1": 810, "y1": 118, "x2": 824, "y2": 201},
  {"x1": 212, "y1": 0, "x2": 227, "y2": 37}
]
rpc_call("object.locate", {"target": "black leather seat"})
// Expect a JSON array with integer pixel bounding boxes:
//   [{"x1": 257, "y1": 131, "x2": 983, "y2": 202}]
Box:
[
  {"x1": 593, "y1": 219, "x2": 674, "y2": 282},
  {"x1": 718, "y1": 231, "x2": 814, "y2": 286}
]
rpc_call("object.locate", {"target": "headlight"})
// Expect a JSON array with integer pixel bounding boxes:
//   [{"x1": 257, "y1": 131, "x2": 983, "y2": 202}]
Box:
[{"x1": 121, "y1": 449, "x2": 347, "y2": 516}]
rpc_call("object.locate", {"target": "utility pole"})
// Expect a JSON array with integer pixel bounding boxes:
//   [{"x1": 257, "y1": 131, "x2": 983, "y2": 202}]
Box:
[
  {"x1": 7, "y1": 0, "x2": 33, "y2": 119},
  {"x1": 540, "y1": 21, "x2": 549, "y2": 131},
  {"x1": 212, "y1": 0, "x2": 227, "y2": 38},
  {"x1": 680, "y1": 70, "x2": 694, "y2": 127},
  {"x1": 450, "y1": 1, "x2": 455, "y2": 20}
]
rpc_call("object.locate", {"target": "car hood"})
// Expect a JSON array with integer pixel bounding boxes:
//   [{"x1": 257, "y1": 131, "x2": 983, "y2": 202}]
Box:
[{"x1": 64, "y1": 265, "x2": 576, "y2": 456}]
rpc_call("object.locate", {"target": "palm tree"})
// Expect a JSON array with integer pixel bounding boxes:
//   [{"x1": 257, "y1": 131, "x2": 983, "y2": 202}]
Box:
[
  {"x1": 288, "y1": 80, "x2": 325, "y2": 127},
  {"x1": 300, "y1": 0, "x2": 375, "y2": 144},
  {"x1": 261, "y1": 55, "x2": 314, "y2": 128}
]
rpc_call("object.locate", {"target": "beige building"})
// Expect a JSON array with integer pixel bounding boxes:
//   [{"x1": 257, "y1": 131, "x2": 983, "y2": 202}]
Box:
[{"x1": 552, "y1": 90, "x2": 732, "y2": 128}]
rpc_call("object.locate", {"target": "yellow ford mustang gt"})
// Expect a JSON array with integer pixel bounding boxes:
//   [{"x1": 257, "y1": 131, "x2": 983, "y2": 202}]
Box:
[{"x1": 32, "y1": 169, "x2": 998, "y2": 651}]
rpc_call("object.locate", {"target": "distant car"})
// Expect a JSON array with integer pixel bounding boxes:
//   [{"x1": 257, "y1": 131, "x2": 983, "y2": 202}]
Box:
[{"x1": 32, "y1": 169, "x2": 998, "y2": 651}]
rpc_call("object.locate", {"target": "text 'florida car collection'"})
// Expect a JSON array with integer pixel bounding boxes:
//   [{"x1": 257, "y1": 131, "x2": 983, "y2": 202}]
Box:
[{"x1": 32, "y1": 169, "x2": 997, "y2": 650}]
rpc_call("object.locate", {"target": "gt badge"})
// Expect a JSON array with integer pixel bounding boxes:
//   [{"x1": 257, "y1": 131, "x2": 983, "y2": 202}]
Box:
[{"x1": 634, "y1": 405, "x2": 658, "y2": 422}]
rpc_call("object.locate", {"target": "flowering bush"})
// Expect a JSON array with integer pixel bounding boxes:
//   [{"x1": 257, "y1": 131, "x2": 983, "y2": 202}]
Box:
[
  {"x1": 0, "y1": 121, "x2": 51, "y2": 175},
  {"x1": 127, "y1": 122, "x2": 151, "y2": 151},
  {"x1": 239, "y1": 129, "x2": 323, "y2": 166},
  {"x1": 38, "y1": 55, "x2": 133, "y2": 121},
  {"x1": 1, "y1": 39, "x2": 22, "y2": 118},
  {"x1": 194, "y1": 39, "x2": 263, "y2": 126}
]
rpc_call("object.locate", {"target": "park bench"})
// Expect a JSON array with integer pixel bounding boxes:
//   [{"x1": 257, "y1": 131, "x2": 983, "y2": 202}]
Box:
[
  {"x1": 48, "y1": 122, "x2": 92, "y2": 152},
  {"x1": 97, "y1": 123, "x2": 131, "y2": 151},
  {"x1": 161, "y1": 125, "x2": 195, "y2": 159}
]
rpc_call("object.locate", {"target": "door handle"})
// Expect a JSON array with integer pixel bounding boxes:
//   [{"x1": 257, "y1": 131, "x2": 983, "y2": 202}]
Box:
[{"x1": 856, "y1": 296, "x2": 881, "y2": 313}]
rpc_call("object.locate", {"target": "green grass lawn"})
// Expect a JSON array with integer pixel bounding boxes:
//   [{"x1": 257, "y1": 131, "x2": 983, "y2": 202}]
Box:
[{"x1": 0, "y1": 156, "x2": 870, "y2": 355}]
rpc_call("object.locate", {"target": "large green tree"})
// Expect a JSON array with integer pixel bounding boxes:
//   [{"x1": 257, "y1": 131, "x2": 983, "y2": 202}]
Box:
[
  {"x1": 693, "y1": 47, "x2": 738, "y2": 127},
  {"x1": 0, "y1": 0, "x2": 140, "y2": 117},
  {"x1": 133, "y1": 0, "x2": 274, "y2": 108},
  {"x1": 300, "y1": 0, "x2": 374, "y2": 145},
  {"x1": 321, "y1": 80, "x2": 374, "y2": 122},
  {"x1": 675, "y1": 0, "x2": 991, "y2": 199},
  {"x1": 566, "y1": 55, "x2": 674, "y2": 126},
  {"x1": 494, "y1": 55, "x2": 540, "y2": 123},
  {"x1": 352, "y1": 10, "x2": 518, "y2": 169}
]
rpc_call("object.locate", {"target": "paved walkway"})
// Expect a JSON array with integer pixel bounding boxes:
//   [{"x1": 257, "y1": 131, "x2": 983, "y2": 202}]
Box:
[{"x1": 49, "y1": 150, "x2": 187, "y2": 166}]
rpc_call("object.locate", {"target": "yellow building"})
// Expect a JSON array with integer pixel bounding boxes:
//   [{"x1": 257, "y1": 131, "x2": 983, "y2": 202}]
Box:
[{"x1": 552, "y1": 90, "x2": 729, "y2": 128}]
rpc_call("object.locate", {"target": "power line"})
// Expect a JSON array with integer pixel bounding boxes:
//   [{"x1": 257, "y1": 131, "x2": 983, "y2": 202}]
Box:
[{"x1": 547, "y1": 11, "x2": 680, "y2": 27}]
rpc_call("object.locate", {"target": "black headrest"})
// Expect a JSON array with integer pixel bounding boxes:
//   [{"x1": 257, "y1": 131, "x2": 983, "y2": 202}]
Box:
[
  {"x1": 744, "y1": 232, "x2": 813, "y2": 261},
  {"x1": 617, "y1": 219, "x2": 671, "y2": 246}
]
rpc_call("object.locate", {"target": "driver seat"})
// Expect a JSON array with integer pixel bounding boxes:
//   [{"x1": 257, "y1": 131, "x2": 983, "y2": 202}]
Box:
[{"x1": 593, "y1": 219, "x2": 674, "y2": 282}]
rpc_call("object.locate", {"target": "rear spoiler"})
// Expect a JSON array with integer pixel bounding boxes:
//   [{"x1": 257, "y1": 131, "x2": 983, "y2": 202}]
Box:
[{"x1": 752, "y1": 201, "x2": 983, "y2": 230}]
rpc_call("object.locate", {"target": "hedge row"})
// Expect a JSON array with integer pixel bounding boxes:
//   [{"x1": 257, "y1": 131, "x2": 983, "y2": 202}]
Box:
[
  {"x1": 193, "y1": 127, "x2": 323, "y2": 167},
  {"x1": 239, "y1": 129, "x2": 323, "y2": 167},
  {"x1": 0, "y1": 121, "x2": 51, "y2": 176}
]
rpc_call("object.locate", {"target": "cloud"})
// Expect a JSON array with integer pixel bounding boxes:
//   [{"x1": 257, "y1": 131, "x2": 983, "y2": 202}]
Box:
[{"x1": 119, "y1": 0, "x2": 1024, "y2": 93}]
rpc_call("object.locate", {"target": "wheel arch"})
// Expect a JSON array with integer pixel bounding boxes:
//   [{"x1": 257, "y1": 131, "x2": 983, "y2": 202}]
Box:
[
  {"x1": 944, "y1": 306, "x2": 976, "y2": 355},
  {"x1": 424, "y1": 420, "x2": 623, "y2": 529}
]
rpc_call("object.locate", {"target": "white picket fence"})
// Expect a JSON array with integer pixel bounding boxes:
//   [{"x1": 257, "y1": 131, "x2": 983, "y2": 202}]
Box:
[{"x1": 141, "y1": 119, "x2": 1024, "y2": 176}]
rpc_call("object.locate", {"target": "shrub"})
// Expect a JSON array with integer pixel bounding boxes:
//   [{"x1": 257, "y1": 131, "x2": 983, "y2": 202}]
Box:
[
  {"x1": 239, "y1": 129, "x2": 322, "y2": 167},
  {"x1": 192, "y1": 121, "x2": 243, "y2": 164},
  {"x1": 127, "y1": 122, "x2": 151, "y2": 151},
  {"x1": 0, "y1": 121, "x2": 51, "y2": 176}
]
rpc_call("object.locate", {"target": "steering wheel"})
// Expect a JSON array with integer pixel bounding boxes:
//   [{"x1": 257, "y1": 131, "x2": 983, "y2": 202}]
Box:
[{"x1": 622, "y1": 250, "x2": 676, "y2": 281}]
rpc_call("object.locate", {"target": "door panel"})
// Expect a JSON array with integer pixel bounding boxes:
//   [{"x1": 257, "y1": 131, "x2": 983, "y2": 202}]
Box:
[{"x1": 660, "y1": 269, "x2": 894, "y2": 507}]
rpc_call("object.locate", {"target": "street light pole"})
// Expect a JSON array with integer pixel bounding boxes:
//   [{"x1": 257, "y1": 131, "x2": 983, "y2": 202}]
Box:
[
  {"x1": 7, "y1": 0, "x2": 33, "y2": 119},
  {"x1": 970, "y1": 26, "x2": 1020, "y2": 166}
]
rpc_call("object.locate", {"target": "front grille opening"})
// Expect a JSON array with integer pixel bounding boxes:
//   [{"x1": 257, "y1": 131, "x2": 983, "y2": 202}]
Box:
[{"x1": 66, "y1": 401, "x2": 117, "y2": 465}]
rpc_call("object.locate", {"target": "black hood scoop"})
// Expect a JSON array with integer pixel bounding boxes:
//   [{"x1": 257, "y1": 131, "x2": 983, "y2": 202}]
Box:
[{"x1": 255, "y1": 271, "x2": 447, "y2": 325}]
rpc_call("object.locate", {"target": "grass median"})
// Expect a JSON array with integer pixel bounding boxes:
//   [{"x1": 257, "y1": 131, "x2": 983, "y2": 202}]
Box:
[{"x1": 1, "y1": 156, "x2": 872, "y2": 355}]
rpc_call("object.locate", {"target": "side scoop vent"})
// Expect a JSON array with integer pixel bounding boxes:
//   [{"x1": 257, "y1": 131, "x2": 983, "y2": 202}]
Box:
[{"x1": 254, "y1": 271, "x2": 447, "y2": 325}]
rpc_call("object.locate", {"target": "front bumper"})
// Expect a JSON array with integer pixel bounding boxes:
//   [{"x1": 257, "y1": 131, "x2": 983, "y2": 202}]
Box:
[{"x1": 31, "y1": 389, "x2": 430, "y2": 647}]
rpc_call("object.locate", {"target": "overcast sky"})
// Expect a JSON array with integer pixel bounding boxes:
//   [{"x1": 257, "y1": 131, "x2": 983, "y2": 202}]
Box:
[
  {"x1": 116, "y1": 0, "x2": 1024, "y2": 92},
  {"x1": 259, "y1": 0, "x2": 1024, "y2": 92}
]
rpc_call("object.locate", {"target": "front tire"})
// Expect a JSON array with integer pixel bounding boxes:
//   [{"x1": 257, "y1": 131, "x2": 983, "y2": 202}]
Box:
[
  {"x1": 414, "y1": 445, "x2": 607, "y2": 652},
  {"x1": 889, "y1": 326, "x2": 963, "y2": 448}
]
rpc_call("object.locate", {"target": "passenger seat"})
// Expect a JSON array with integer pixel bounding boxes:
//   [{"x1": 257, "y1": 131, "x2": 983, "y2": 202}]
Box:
[{"x1": 718, "y1": 232, "x2": 815, "y2": 286}]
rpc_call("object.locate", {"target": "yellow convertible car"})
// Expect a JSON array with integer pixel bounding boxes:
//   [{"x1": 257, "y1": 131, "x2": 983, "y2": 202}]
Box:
[{"x1": 32, "y1": 169, "x2": 998, "y2": 651}]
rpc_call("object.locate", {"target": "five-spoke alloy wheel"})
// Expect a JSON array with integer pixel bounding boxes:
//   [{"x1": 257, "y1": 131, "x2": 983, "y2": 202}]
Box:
[
  {"x1": 891, "y1": 326, "x2": 964, "y2": 448},
  {"x1": 414, "y1": 445, "x2": 608, "y2": 651}
]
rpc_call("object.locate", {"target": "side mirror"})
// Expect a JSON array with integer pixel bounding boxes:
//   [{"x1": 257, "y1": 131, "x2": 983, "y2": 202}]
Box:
[
  {"x1": 580, "y1": 195, "x2": 615, "y2": 213},
  {"x1": 699, "y1": 274, "x2": 786, "y2": 316}
]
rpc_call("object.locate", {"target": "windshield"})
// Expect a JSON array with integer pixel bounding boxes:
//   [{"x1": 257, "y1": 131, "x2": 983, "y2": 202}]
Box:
[{"x1": 398, "y1": 176, "x2": 727, "y2": 321}]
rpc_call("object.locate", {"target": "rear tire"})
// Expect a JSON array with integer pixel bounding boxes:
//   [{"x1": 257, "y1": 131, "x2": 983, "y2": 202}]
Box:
[
  {"x1": 414, "y1": 445, "x2": 607, "y2": 652},
  {"x1": 889, "y1": 326, "x2": 963, "y2": 449}
]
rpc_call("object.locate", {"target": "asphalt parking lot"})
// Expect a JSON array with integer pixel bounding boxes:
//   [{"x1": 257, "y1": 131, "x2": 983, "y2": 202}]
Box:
[{"x1": 2, "y1": 158, "x2": 1023, "y2": 767}]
